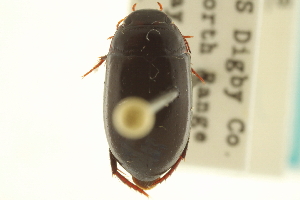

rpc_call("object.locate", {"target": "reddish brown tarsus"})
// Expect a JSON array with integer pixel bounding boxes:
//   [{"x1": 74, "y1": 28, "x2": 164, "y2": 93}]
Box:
[
  {"x1": 183, "y1": 36, "x2": 193, "y2": 53},
  {"x1": 191, "y1": 68, "x2": 206, "y2": 83},
  {"x1": 110, "y1": 151, "x2": 149, "y2": 197},
  {"x1": 157, "y1": 2, "x2": 163, "y2": 11},
  {"x1": 183, "y1": 36, "x2": 193, "y2": 38},
  {"x1": 82, "y1": 55, "x2": 107, "y2": 78},
  {"x1": 116, "y1": 18, "x2": 125, "y2": 29},
  {"x1": 109, "y1": 143, "x2": 189, "y2": 197},
  {"x1": 132, "y1": 3, "x2": 137, "y2": 11},
  {"x1": 153, "y1": 143, "x2": 188, "y2": 185}
]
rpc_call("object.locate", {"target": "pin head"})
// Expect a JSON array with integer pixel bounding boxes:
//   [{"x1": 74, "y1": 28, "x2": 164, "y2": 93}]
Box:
[{"x1": 112, "y1": 97, "x2": 155, "y2": 140}]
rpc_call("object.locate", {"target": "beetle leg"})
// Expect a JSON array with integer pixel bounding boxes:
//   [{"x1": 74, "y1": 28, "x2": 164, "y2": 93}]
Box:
[
  {"x1": 109, "y1": 150, "x2": 149, "y2": 197},
  {"x1": 153, "y1": 143, "x2": 189, "y2": 186},
  {"x1": 107, "y1": 36, "x2": 114, "y2": 40},
  {"x1": 183, "y1": 35, "x2": 193, "y2": 53},
  {"x1": 132, "y1": 3, "x2": 137, "y2": 11},
  {"x1": 191, "y1": 68, "x2": 205, "y2": 83},
  {"x1": 116, "y1": 18, "x2": 126, "y2": 29},
  {"x1": 82, "y1": 55, "x2": 107, "y2": 78},
  {"x1": 157, "y1": 2, "x2": 163, "y2": 11}
]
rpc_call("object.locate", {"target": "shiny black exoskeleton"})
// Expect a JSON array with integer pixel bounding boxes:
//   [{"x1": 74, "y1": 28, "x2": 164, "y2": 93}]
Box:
[{"x1": 83, "y1": 3, "x2": 203, "y2": 197}]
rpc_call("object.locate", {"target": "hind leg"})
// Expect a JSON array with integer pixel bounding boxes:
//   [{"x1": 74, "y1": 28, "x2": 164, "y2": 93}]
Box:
[
  {"x1": 152, "y1": 143, "x2": 188, "y2": 186},
  {"x1": 109, "y1": 150, "x2": 149, "y2": 197}
]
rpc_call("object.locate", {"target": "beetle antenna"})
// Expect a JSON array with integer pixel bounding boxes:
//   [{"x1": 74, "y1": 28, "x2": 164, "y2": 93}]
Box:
[
  {"x1": 132, "y1": 3, "x2": 137, "y2": 11},
  {"x1": 157, "y1": 2, "x2": 163, "y2": 11}
]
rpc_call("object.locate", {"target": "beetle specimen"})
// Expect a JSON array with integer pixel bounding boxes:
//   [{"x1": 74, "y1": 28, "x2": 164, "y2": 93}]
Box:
[{"x1": 83, "y1": 2, "x2": 204, "y2": 197}]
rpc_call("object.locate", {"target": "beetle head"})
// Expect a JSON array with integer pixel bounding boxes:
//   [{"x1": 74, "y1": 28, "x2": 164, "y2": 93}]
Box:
[{"x1": 123, "y1": 10, "x2": 172, "y2": 26}]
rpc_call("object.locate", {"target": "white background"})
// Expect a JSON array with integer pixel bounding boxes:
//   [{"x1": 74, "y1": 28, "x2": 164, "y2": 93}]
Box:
[{"x1": 1, "y1": 0, "x2": 300, "y2": 199}]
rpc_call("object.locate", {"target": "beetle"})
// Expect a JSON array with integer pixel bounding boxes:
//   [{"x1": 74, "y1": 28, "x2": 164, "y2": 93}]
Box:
[{"x1": 83, "y1": 2, "x2": 204, "y2": 197}]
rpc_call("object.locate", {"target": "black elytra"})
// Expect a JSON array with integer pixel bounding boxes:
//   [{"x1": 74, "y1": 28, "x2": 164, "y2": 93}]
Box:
[{"x1": 83, "y1": 2, "x2": 204, "y2": 197}]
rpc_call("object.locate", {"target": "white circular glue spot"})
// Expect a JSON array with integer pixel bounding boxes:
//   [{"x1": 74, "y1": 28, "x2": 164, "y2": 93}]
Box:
[{"x1": 112, "y1": 97, "x2": 155, "y2": 139}]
